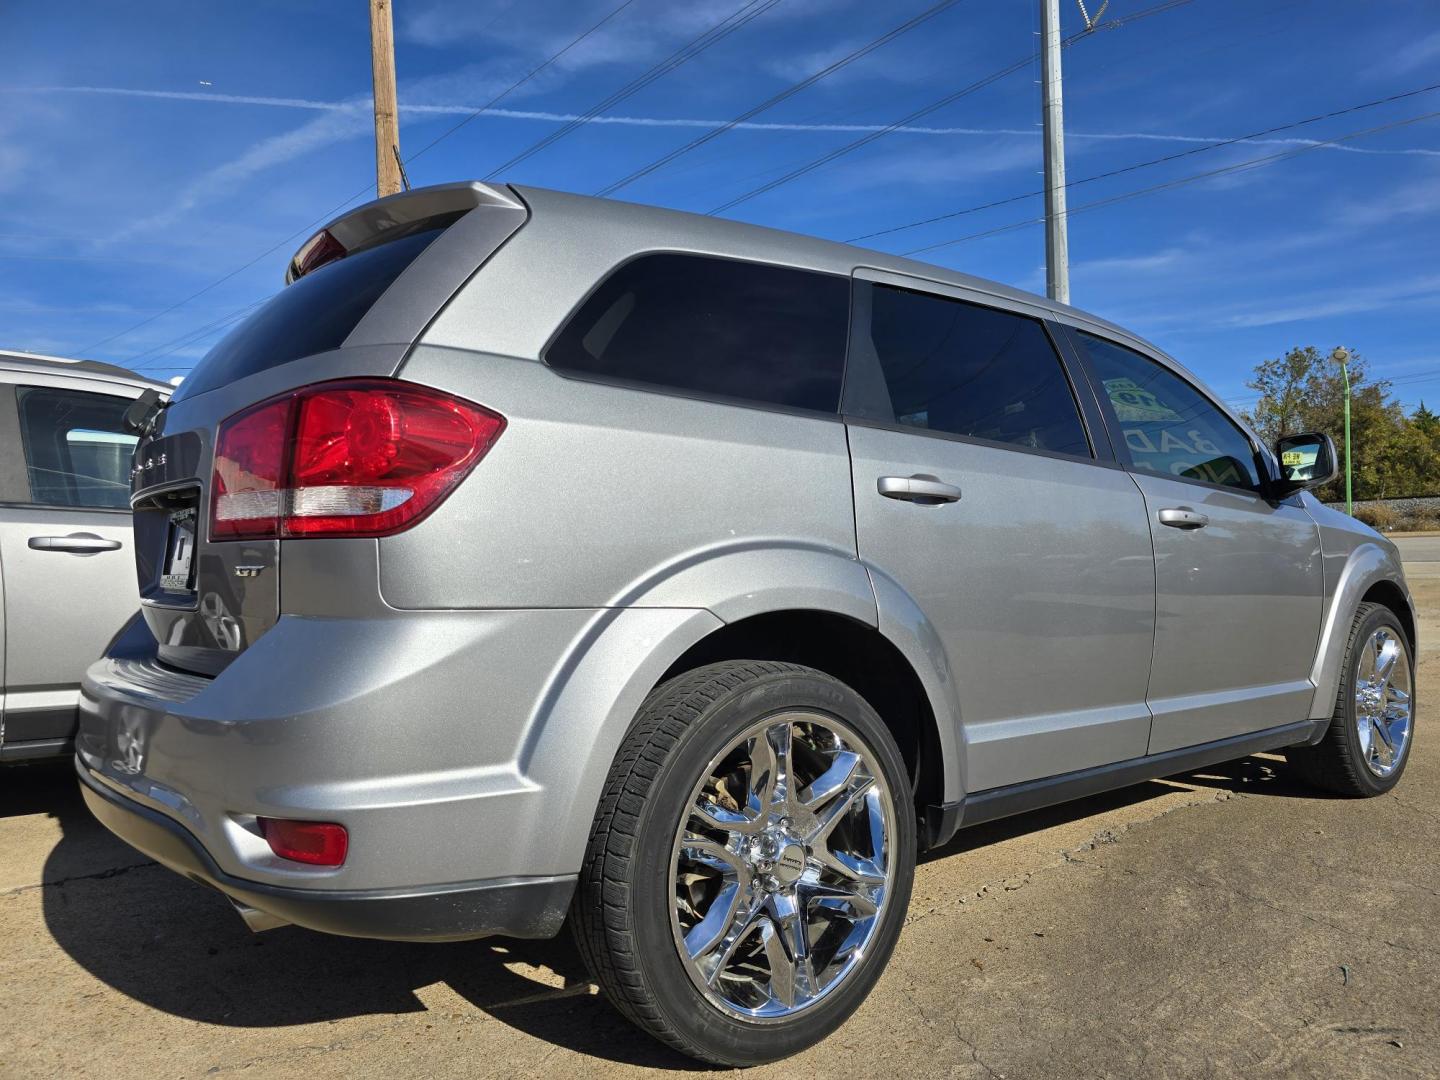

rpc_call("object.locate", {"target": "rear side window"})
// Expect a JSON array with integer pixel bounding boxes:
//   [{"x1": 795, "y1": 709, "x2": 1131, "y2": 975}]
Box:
[
  {"x1": 546, "y1": 253, "x2": 850, "y2": 413},
  {"x1": 862, "y1": 285, "x2": 1090, "y2": 458},
  {"x1": 175, "y1": 227, "x2": 447, "y2": 401},
  {"x1": 16, "y1": 386, "x2": 138, "y2": 509},
  {"x1": 1074, "y1": 331, "x2": 1262, "y2": 492}
]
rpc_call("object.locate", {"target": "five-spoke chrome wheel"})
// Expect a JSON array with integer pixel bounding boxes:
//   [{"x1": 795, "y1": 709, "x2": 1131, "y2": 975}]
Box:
[
  {"x1": 1354, "y1": 625, "x2": 1412, "y2": 778},
  {"x1": 669, "y1": 711, "x2": 894, "y2": 1021}
]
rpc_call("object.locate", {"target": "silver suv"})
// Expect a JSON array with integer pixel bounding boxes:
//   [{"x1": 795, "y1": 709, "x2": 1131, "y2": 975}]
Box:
[
  {"x1": 0, "y1": 351, "x2": 169, "y2": 764},
  {"x1": 77, "y1": 183, "x2": 1416, "y2": 1066}
]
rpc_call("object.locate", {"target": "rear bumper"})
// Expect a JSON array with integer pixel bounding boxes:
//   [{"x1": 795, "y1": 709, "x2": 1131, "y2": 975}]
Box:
[{"x1": 78, "y1": 760, "x2": 573, "y2": 941}]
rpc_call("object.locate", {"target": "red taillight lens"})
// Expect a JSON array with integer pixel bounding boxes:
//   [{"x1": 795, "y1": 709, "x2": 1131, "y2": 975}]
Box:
[
  {"x1": 211, "y1": 379, "x2": 504, "y2": 541},
  {"x1": 258, "y1": 818, "x2": 348, "y2": 866}
]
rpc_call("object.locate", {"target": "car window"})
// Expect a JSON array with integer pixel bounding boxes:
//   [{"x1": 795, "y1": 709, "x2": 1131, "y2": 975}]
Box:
[
  {"x1": 16, "y1": 386, "x2": 139, "y2": 509},
  {"x1": 1073, "y1": 331, "x2": 1262, "y2": 493},
  {"x1": 546, "y1": 253, "x2": 850, "y2": 413},
  {"x1": 863, "y1": 284, "x2": 1090, "y2": 457},
  {"x1": 174, "y1": 225, "x2": 450, "y2": 402}
]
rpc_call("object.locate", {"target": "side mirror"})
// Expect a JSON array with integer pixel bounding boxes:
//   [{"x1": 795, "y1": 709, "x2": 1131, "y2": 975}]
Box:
[{"x1": 1271, "y1": 432, "x2": 1338, "y2": 497}]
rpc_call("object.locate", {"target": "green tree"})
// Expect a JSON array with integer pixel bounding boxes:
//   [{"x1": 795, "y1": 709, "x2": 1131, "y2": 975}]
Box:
[{"x1": 1240, "y1": 346, "x2": 1431, "y2": 501}]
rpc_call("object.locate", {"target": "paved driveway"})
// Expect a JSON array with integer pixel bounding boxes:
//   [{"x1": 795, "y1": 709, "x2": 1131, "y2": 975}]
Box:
[{"x1": 1, "y1": 541, "x2": 1436, "y2": 1078}]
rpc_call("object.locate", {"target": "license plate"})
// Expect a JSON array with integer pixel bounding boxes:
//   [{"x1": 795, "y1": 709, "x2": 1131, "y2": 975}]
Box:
[{"x1": 160, "y1": 507, "x2": 197, "y2": 592}]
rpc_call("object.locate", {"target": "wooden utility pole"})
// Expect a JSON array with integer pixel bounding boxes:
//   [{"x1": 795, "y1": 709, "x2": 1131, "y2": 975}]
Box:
[{"x1": 370, "y1": 0, "x2": 403, "y2": 198}]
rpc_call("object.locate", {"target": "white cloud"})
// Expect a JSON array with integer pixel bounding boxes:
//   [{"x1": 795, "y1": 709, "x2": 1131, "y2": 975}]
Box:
[
  {"x1": 10, "y1": 85, "x2": 1438, "y2": 159},
  {"x1": 100, "y1": 105, "x2": 372, "y2": 245},
  {"x1": 1390, "y1": 29, "x2": 1440, "y2": 75}
]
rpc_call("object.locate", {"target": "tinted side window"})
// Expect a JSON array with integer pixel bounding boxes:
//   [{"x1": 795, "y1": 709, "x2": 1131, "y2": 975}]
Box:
[
  {"x1": 1074, "y1": 332, "x2": 1261, "y2": 492},
  {"x1": 546, "y1": 254, "x2": 850, "y2": 413},
  {"x1": 864, "y1": 285, "x2": 1090, "y2": 457},
  {"x1": 16, "y1": 386, "x2": 139, "y2": 509}
]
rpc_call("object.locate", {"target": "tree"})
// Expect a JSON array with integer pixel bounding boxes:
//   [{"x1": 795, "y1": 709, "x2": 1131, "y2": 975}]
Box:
[{"x1": 1241, "y1": 346, "x2": 1435, "y2": 501}]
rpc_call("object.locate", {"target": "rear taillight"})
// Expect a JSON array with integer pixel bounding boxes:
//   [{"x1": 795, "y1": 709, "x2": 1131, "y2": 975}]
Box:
[{"x1": 211, "y1": 379, "x2": 503, "y2": 540}]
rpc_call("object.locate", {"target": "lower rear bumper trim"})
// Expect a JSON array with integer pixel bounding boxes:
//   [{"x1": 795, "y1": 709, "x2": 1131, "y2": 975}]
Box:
[{"x1": 77, "y1": 761, "x2": 574, "y2": 943}]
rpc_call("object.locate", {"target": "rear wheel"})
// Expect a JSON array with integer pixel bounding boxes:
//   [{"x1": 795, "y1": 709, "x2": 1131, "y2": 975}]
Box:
[
  {"x1": 1288, "y1": 602, "x2": 1414, "y2": 796},
  {"x1": 571, "y1": 661, "x2": 915, "y2": 1066}
]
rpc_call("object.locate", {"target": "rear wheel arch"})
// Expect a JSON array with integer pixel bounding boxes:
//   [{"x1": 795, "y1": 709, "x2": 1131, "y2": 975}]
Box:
[{"x1": 655, "y1": 609, "x2": 950, "y2": 844}]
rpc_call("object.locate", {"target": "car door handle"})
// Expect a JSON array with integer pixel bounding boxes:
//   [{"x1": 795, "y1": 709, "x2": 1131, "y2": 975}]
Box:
[
  {"x1": 28, "y1": 533, "x2": 123, "y2": 554},
  {"x1": 1157, "y1": 507, "x2": 1210, "y2": 530},
  {"x1": 877, "y1": 476, "x2": 962, "y2": 504}
]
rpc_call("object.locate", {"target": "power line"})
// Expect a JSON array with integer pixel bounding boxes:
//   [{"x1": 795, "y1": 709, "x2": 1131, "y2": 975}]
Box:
[
  {"x1": 484, "y1": 0, "x2": 787, "y2": 180},
  {"x1": 79, "y1": 0, "x2": 646, "y2": 358},
  {"x1": 402, "y1": 0, "x2": 642, "y2": 169},
  {"x1": 594, "y1": 0, "x2": 966, "y2": 198},
  {"x1": 900, "y1": 109, "x2": 1440, "y2": 257},
  {"x1": 850, "y1": 79, "x2": 1440, "y2": 244},
  {"x1": 706, "y1": 0, "x2": 1195, "y2": 215}
]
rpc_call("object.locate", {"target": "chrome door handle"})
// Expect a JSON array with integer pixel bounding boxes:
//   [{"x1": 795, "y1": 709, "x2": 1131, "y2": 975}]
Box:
[
  {"x1": 877, "y1": 476, "x2": 961, "y2": 504},
  {"x1": 28, "y1": 533, "x2": 123, "y2": 554},
  {"x1": 1157, "y1": 507, "x2": 1209, "y2": 530}
]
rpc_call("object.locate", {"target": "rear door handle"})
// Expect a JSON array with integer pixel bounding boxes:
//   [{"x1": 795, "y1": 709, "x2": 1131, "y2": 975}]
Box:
[
  {"x1": 1157, "y1": 507, "x2": 1209, "y2": 530},
  {"x1": 877, "y1": 476, "x2": 962, "y2": 504},
  {"x1": 28, "y1": 533, "x2": 123, "y2": 554}
]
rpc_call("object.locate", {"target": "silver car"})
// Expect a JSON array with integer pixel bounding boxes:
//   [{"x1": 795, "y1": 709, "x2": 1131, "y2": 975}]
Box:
[
  {"x1": 0, "y1": 351, "x2": 169, "y2": 764},
  {"x1": 77, "y1": 183, "x2": 1417, "y2": 1065}
]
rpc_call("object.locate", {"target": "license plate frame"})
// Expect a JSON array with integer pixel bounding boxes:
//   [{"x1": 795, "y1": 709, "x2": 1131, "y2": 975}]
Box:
[{"x1": 160, "y1": 506, "x2": 197, "y2": 593}]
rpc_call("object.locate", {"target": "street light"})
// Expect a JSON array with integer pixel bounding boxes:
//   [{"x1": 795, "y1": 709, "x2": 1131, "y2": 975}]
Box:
[{"x1": 1332, "y1": 346, "x2": 1352, "y2": 516}]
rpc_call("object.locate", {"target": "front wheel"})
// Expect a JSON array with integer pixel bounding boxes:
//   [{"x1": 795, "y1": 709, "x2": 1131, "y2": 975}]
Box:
[
  {"x1": 570, "y1": 661, "x2": 916, "y2": 1066},
  {"x1": 1288, "y1": 601, "x2": 1415, "y2": 796}
]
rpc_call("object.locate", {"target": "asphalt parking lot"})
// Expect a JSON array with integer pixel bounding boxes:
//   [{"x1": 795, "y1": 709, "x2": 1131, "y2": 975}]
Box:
[{"x1": 2, "y1": 536, "x2": 1436, "y2": 1079}]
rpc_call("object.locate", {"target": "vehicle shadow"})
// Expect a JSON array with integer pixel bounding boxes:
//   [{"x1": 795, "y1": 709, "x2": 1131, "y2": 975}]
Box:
[{"x1": 29, "y1": 752, "x2": 1328, "y2": 1069}]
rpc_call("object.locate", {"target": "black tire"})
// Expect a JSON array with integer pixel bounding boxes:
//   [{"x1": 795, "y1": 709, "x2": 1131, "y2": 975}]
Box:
[
  {"x1": 570, "y1": 660, "x2": 916, "y2": 1066},
  {"x1": 1287, "y1": 601, "x2": 1415, "y2": 796}
]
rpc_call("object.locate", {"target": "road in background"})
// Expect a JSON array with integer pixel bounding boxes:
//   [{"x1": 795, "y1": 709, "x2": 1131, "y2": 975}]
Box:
[{"x1": 1, "y1": 538, "x2": 1435, "y2": 1078}]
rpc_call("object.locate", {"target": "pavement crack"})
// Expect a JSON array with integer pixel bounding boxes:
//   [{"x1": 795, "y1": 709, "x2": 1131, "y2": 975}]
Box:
[{"x1": 1, "y1": 859, "x2": 157, "y2": 897}]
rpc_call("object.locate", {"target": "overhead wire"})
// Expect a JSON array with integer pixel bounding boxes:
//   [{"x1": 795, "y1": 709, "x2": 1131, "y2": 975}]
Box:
[
  {"x1": 593, "y1": 0, "x2": 966, "y2": 198},
  {"x1": 706, "y1": 0, "x2": 1195, "y2": 215},
  {"x1": 849, "y1": 79, "x2": 1440, "y2": 244},
  {"x1": 483, "y1": 0, "x2": 787, "y2": 180},
  {"x1": 79, "y1": 0, "x2": 647, "y2": 358},
  {"x1": 899, "y1": 108, "x2": 1440, "y2": 256}
]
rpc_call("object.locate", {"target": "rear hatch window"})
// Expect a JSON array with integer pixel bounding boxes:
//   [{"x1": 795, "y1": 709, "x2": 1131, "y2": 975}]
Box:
[{"x1": 173, "y1": 225, "x2": 447, "y2": 401}]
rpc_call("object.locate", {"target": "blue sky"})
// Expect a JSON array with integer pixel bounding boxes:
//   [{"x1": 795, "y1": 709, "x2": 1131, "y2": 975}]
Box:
[{"x1": 2, "y1": 0, "x2": 1438, "y2": 414}]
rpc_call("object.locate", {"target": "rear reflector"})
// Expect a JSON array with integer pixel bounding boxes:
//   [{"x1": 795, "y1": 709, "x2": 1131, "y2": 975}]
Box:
[
  {"x1": 211, "y1": 379, "x2": 504, "y2": 540},
  {"x1": 258, "y1": 818, "x2": 349, "y2": 867}
]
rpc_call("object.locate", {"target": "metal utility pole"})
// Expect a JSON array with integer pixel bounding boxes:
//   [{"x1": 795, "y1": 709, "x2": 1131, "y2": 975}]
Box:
[
  {"x1": 1040, "y1": 0, "x2": 1069, "y2": 305},
  {"x1": 370, "y1": 0, "x2": 403, "y2": 198}
]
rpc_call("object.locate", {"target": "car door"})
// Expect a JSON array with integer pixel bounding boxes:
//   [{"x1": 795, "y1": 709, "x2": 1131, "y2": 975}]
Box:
[
  {"x1": 0, "y1": 380, "x2": 142, "y2": 755},
  {"x1": 844, "y1": 271, "x2": 1157, "y2": 793},
  {"x1": 1064, "y1": 329, "x2": 1325, "y2": 754}
]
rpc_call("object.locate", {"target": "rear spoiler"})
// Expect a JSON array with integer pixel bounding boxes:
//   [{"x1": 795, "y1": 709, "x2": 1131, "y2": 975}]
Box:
[{"x1": 285, "y1": 181, "x2": 525, "y2": 284}]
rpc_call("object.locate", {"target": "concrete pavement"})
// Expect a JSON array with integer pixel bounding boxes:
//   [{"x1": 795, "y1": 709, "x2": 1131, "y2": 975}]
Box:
[{"x1": 1, "y1": 536, "x2": 1436, "y2": 1078}]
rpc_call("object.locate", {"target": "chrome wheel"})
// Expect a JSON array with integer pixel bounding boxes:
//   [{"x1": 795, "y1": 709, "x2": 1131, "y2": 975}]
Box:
[
  {"x1": 1354, "y1": 625, "x2": 1412, "y2": 778},
  {"x1": 669, "y1": 711, "x2": 895, "y2": 1022}
]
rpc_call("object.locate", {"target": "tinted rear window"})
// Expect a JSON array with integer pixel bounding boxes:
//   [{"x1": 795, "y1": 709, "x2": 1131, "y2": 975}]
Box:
[
  {"x1": 546, "y1": 253, "x2": 850, "y2": 413},
  {"x1": 174, "y1": 227, "x2": 445, "y2": 401}
]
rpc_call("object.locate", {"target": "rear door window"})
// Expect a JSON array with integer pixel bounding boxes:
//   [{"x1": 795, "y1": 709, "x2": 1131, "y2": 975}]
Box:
[
  {"x1": 857, "y1": 284, "x2": 1091, "y2": 458},
  {"x1": 16, "y1": 386, "x2": 138, "y2": 509},
  {"x1": 175, "y1": 226, "x2": 448, "y2": 401},
  {"x1": 546, "y1": 253, "x2": 850, "y2": 413},
  {"x1": 1073, "y1": 331, "x2": 1263, "y2": 492}
]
